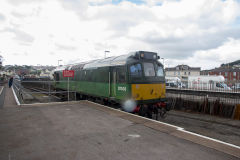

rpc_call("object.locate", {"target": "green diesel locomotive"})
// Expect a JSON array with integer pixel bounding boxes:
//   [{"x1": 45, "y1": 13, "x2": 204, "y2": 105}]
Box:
[{"x1": 54, "y1": 51, "x2": 169, "y2": 118}]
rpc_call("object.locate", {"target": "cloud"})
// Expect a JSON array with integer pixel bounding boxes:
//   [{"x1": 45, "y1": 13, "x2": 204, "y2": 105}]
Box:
[
  {"x1": 58, "y1": 0, "x2": 88, "y2": 16},
  {"x1": 0, "y1": 13, "x2": 5, "y2": 21},
  {"x1": 194, "y1": 38, "x2": 240, "y2": 62},
  {"x1": 119, "y1": 0, "x2": 240, "y2": 60},
  {"x1": 143, "y1": 0, "x2": 176, "y2": 6},
  {"x1": 87, "y1": 2, "x2": 156, "y2": 36},
  {"x1": 89, "y1": 0, "x2": 112, "y2": 5},
  {"x1": 1, "y1": 27, "x2": 35, "y2": 43},
  {"x1": 166, "y1": 38, "x2": 240, "y2": 70},
  {"x1": 0, "y1": 0, "x2": 240, "y2": 69},
  {"x1": 7, "y1": 0, "x2": 45, "y2": 6},
  {"x1": 11, "y1": 11, "x2": 28, "y2": 18},
  {"x1": 49, "y1": 52, "x2": 55, "y2": 55},
  {"x1": 138, "y1": 27, "x2": 240, "y2": 59},
  {"x1": 12, "y1": 52, "x2": 28, "y2": 56},
  {"x1": 55, "y1": 43, "x2": 77, "y2": 51}
]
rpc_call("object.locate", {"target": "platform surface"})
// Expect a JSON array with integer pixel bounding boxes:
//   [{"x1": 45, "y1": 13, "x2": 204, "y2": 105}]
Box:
[
  {"x1": 0, "y1": 86, "x2": 4, "y2": 108},
  {"x1": 0, "y1": 101, "x2": 239, "y2": 160},
  {"x1": 2, "y1": 85, "x2": 17, "y2": 107}
]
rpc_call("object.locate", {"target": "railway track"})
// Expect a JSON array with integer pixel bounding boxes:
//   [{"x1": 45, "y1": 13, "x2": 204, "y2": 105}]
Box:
[
  {"x1": 19, "y1": 86, "x2": 63, "y2": 103},
  {"x1": 161, "y1": 110, "x2": 240, "y2": 146}
]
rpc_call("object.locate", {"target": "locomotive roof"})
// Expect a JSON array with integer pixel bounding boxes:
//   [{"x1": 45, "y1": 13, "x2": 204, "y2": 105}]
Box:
[
  {"x1": 55, "y1": 51, "x2": 159, "y2": 71},
  {"x1": 82, "y1": 54, "x2": 130, "y2": 69},
  {"x1": 54, "y1": 65, "x2": 69, "y2": 72},
  {"x1": 67, "y1": 53, "x2": 134, "y2": 70}
]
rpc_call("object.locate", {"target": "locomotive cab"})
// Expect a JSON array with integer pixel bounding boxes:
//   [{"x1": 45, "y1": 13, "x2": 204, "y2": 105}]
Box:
[
  {"x1": 124, "y1": 51, "x2": 168, "y2": 118},
  {"x1": 128, "y1": 51, "x2": 166, "y2": 102}
]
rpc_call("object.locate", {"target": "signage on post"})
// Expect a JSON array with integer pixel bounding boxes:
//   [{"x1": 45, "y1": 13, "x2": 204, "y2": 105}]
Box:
[
  {"x1": 63, "y1": 70, "x2": 74, "y2": 77},
  {"x1": 63, "y1": 70, "x2": 74, "y2": 101}
]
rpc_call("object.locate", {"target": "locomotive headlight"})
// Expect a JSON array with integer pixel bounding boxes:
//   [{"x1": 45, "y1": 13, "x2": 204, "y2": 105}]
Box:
[{"x1": 122, "y1": 99, "x2": 136, "y2": 113}]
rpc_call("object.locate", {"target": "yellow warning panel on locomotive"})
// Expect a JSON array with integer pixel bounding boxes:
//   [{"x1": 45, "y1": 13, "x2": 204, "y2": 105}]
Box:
[{"x1": 131, "y1": 83, "x2": 166, "y2": 101}]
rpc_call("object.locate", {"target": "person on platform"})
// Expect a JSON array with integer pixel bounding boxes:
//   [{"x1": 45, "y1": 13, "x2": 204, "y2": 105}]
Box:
[{"x1": 8, "y1": 77, "x2": 13, "y2": 88}]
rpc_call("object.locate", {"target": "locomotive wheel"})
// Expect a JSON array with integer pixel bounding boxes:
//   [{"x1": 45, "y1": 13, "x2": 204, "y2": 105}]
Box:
[
  {"x1": 159, "y1": 108, "x2": 167, "y2": 119},
  {"x1": 153, "y1": 107, "x2": 159, "y2": 120},
  {"x1": 146, "y1": 105, "x2": 153, "y2": 119},
  {"x1": 139, "y1": 105, "x2": 147, "y2": 117}
]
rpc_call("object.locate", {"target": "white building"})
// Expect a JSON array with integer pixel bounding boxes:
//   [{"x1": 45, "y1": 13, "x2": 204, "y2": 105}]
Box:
[
  {"x1": 40, "y1": 69, "x2": 52, "y2": 78},
  {"x1": 165, "y1": 65, "x2": 201, "y2": 83}
]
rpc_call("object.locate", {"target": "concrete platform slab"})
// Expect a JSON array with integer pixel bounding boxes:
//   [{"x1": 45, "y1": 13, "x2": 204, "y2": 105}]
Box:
[
  {"x1": 0, "y1": 101, "x2": 239, "y2": 160},
  {"x1": 2, "y1": 86, "x2": 17, "y2": 107}
]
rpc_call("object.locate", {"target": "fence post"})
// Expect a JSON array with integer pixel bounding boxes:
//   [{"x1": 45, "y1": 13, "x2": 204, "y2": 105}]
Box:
[
  {"x1": 68, "y1": 78, "x2": 69, "y2": 101},
  {"x1": 233, "y1": 104, "x2": 240, "y2": 120},
  {"x1": 48, "y1": 81, "x2": 50, "y2": 102}
]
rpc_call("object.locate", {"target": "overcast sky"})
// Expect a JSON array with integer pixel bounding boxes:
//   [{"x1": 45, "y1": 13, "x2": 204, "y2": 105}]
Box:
[{"x1": 0, "y1": 0, "x2": 240, "y2": 69}]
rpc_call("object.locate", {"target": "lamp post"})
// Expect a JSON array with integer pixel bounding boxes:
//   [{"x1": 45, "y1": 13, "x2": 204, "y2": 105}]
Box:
[
  {"x1": 0, "y1": 55, "x2": 3, "y2": 70},
  {"x1": 58, "y1": 60, "x2": 62, "y2": 66},
  {"x1": 104, "y1": 51, "x2": 110, "y2": 58},
  {"x1": 161, "y1": 58, "x2": 165, "y2": 68}
]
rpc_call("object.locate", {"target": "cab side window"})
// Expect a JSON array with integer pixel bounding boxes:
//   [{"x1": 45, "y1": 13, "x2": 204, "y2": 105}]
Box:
[
  {"x1": 116, "y1": 67, "x2": 126, "y2": 83},
  {"x1": 154, "y1": 63, "x2": 164, "y2": 77}
]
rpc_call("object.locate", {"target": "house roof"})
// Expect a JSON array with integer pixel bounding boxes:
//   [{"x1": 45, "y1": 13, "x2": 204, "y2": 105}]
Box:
[
  {"x1": 165, "y1": 65, "x2": 201, "y2": 71},
  {"x1": 208, "y1": 67, "x2": 240, "y2": 72}
]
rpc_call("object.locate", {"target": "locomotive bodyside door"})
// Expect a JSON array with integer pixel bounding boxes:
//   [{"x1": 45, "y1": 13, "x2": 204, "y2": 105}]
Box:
[{"x1": 109, "y1": 67, "x2": 117, "y2": 98}]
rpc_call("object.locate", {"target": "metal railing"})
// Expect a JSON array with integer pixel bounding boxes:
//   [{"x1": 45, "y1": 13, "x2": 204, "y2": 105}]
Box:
[
  {"x1": 166, "y1": 82, "x2": 240, "y2": 119},
  {"x1": 166, "y1": 92, "x2": 240, "y2": 105},
  {"x1": 12, "y1": 79, "x2": 77, "y2": 104},
  {"x1": 166, "y1": 81, "x2": 240, "y2": 93}
]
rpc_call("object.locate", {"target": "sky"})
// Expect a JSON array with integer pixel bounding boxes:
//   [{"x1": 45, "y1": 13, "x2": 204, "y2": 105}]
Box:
[{"x1": 0, "y1": 0, "x2": 240, "y2": 69}]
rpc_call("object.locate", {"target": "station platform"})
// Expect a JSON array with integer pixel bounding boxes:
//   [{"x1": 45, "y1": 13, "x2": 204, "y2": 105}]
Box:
[
  {"x1": 0, "y1": 86, "x2": 4, "y2": 108},
  {"x1": 1, "y1": 85, "x2": 17, "y2": 107},
  {"x1": 0, "y1": 100, "x2": 239, "y2": 160}
]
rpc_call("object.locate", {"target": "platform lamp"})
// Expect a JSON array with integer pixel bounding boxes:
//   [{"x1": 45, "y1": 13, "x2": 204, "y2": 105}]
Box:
[
  {"x1": 58, "y1": 60, "x2": 62, "y2": 66},
  {"x1": 104, "y1": 51, "x2": 110, "y2": 59},
  {"x1": 161, "y1": 58, "x2": 165, "y2": 68}
]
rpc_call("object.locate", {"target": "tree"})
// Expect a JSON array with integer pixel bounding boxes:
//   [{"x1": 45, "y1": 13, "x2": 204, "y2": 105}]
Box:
[{"x1": 0, "y1": 55, "x2": 3, "y2": 70}]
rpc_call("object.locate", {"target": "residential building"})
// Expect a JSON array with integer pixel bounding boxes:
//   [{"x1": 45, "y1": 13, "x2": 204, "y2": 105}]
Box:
[
  {"x1": 201, "y1": 67, "x2": 240, "y2": 85},
  {"x1": 201, "y1": 60, "x2": 240, "y2": 85},
  {"x1": 165, "y1": 65, "x2": 201, "y2": 83},
  {"x1": 40, "y1": 69, "x2": 53, "y2": 78}
]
